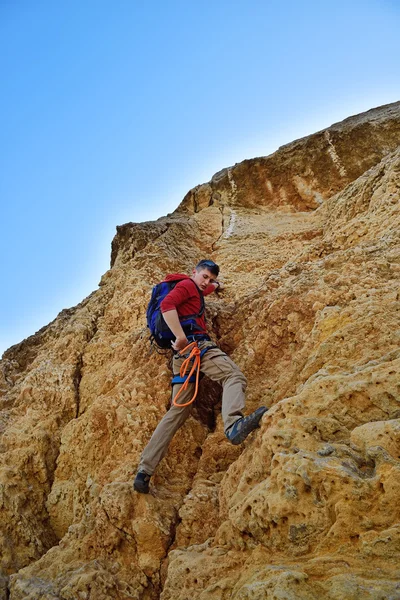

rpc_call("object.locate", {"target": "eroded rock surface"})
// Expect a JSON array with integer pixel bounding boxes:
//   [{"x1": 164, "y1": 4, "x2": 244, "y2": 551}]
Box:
[{"x1": 1, "y1": 101, "x2": 400, "y2": 599}]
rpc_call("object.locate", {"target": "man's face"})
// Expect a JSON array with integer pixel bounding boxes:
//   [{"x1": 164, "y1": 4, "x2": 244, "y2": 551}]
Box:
[{"x1": 191, "y1": 268, "x2": 216, "y2": 291}]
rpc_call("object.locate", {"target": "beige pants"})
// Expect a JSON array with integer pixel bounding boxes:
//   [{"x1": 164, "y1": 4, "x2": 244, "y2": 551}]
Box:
[{"x1": 139, "y1": 341, "x2": 247, "y2": 475}]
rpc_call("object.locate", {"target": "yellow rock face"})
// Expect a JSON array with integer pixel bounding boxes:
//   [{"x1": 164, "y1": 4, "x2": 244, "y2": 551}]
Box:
[{"x1": 1, "y1": 102, "x2": 400, "y2": 599}]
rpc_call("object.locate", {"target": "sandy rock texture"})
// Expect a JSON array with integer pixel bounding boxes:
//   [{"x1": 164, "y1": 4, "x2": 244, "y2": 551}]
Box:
[{"x1": 1, "y1": 101, "x2": 400, "y2": 599}]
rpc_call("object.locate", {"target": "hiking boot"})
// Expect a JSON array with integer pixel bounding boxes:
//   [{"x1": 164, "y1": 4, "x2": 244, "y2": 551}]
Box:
[
  {"x1": 134, "y1": 470, "x2": 151, "y2": 494},
  {"x1": 226, "y1": 406, "x2": 268, "y2": 445}
]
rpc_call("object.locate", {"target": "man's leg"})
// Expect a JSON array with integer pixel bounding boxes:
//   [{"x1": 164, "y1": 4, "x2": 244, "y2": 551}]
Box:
[
  {"x1": 138, "y1": 400, "x2": 192, "y2": 475},
  {"x1": 199, "y1": 343, "x2": 267, "y2": 443},
  {"x1": 199, "y1": 345, "x2": 247, "y2": 432},
  {"x1": 135, "y1": 355, "x2": 194, "y2": 492}
]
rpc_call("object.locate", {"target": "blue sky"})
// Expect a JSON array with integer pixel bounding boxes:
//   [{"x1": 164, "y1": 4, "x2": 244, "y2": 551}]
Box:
[{"x1": 1, "y1": 0, "x2": 400, "y2": 356}]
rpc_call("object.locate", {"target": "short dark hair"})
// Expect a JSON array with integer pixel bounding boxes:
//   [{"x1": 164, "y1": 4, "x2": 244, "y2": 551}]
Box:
[{"x1": 196, "y1": 259, "x2": 220, "y2": 276}]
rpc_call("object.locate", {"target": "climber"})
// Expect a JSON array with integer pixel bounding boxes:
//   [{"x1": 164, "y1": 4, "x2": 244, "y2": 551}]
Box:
[{"x1": 134, "y1": 259, "x2": 268, "y2": 493}]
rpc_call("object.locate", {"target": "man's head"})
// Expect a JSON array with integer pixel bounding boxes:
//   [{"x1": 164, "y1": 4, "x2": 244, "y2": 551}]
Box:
[{"x1": 191, "y1": 259, "x2": 220, "y2": 291}]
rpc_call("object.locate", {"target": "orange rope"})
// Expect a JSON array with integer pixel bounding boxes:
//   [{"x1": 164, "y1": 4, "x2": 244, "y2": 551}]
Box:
[{"x1": 173, "y1": 341, "x2": 202, "y2": 407}]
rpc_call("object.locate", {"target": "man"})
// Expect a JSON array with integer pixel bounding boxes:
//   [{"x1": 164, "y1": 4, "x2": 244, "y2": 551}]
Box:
[{"x1": 134, "y1": 259, "x2": 267, "y2": 493}]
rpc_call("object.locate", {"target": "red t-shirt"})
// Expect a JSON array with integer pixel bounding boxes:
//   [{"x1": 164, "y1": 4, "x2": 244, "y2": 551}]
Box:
[{"x1": 160, "y1": 274, "x2": 215, "y2": 335}]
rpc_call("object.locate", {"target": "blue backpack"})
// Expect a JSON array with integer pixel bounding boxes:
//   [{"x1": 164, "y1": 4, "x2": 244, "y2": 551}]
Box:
[{"x1": 146, "y1": 277, "x2": 205, "y2": 349}]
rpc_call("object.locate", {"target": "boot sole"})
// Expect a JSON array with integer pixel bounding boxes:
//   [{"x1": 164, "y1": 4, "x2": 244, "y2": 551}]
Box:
[{"x1": 228, "y1": 407, "x2": 268, "y2": 445}]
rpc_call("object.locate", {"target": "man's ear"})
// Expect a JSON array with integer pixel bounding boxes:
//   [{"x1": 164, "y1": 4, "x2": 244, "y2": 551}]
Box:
[{"x1": 191, "y1": 268, "x2": 196, "y2": 276}]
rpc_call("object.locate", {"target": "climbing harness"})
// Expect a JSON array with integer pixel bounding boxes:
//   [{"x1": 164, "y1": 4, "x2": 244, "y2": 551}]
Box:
[{"x1": 171, "y1": 341, "x2": 213, "y2": 407}]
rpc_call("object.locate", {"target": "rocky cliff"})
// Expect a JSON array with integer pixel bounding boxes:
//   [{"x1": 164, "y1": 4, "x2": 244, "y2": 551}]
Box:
[{"x1": 1, "y1": 102, "x2": 400, "y2": 599}]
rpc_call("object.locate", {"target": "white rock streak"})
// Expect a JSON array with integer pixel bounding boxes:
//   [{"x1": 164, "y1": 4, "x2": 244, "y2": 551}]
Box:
[
  {"x1": 324, "y1": 130, "x2": 348, "y2": 177},
  {"x1": 227, "y1": 166, "x2": 238, "y2": 197},
  {"x1": 223, "y1": 210, "x2": 237, "y2": 238},
  {"x1": 219, "y1": 167, "x2": 238, "y2": 239}
]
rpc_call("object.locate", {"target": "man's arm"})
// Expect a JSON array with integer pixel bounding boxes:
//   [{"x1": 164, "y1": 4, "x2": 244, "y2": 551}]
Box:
[
  {"x1": 204, "y1": 280, "x2": 224, "y2": 296},
  {"x1": 162, "y1": 309, "x2": 188, "y2": 352}
]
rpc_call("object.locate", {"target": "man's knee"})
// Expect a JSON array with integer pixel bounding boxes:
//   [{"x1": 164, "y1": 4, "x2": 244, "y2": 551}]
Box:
[
  {"x1": 228, "y1": 364, "x2": 247, "y2": 389},
  {"x1": 237, "y1": 370, "x2": 247, "y2": 389}
]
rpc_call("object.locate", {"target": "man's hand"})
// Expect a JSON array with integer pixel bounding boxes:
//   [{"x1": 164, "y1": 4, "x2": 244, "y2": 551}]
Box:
[
  {"x1": 211, "y1": 280, "x2": 224, "y2": 292},
  {"x1": 172, "y1": 336, "x2": 189, "y2": 352},
  {"x1": 162, "y1": 309, "x2": 188, "y2": 352}
]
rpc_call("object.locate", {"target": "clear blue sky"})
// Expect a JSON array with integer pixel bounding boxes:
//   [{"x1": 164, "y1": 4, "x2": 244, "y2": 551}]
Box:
[{"x1": 1, "y1": 0, "x2": 399, "y2": 356}]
